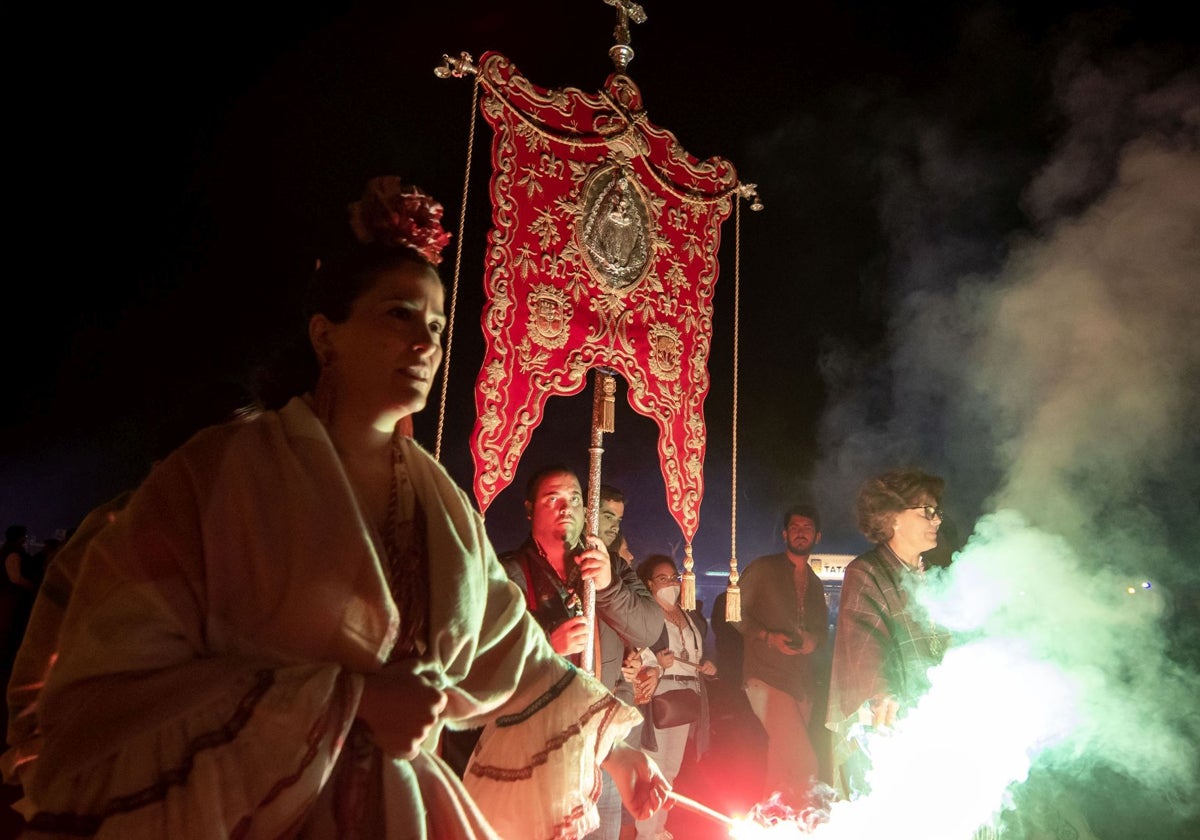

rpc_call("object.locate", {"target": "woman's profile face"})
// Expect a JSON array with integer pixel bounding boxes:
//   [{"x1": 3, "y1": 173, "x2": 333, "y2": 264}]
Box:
[
  {"x1": 890, "y1": 493, "x2": 941, "y2": 554},
  {"x1": 313, "y1": 260, "x2": 446, "y2": 425}
]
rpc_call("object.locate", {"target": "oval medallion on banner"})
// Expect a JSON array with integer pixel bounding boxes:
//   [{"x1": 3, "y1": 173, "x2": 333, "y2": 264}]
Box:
[{"x1": 578, "y1": 163, "x2": 653, "y2": 292}]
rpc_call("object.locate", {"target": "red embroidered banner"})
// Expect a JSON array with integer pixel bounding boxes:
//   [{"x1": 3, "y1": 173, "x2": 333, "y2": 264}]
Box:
[{"x1": 470, "y1": 52, "x2": 737, "y2": 545}]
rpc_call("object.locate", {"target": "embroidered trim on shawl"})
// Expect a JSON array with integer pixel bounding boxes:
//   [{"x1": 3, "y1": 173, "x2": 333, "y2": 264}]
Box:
[
  {"x1": 231, "y1": 670, "x2": 358, "y2": 840},
  {"x1": 559, "y1": 802, "x2": 594, "y2": 838},
  {"x1": 467, "y1": 693, "x2": 624, "y2": 783},
  {"x1": 493, "y1": 666, "x2": 577, "y2": 727},
  {"x1": 28, "y1": 669, "x2": 285, "y2": 835}
]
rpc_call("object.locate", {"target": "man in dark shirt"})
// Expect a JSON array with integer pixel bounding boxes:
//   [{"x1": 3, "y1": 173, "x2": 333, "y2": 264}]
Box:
[{"x1": 733, "y1": 503, "x2": 829, "y2": 806}]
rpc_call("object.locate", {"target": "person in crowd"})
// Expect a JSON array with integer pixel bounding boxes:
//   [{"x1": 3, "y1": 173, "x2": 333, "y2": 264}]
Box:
[
  {"x1": 632, "y1": 554, "x2": 715, "y2": 840},
  {"x1": 10, "y1": 536, "x2": 55, "y2": 653},
  {"x1": 709, "y1": 589, "x2": 743, "y2": 687},
  {"x1": 1, "y1": 527, "x2": 31, "y2": 593},
  {"x1": 597, "y1": 482, "x2": 657, "y2": 840},
  {"x1": 12, "y1": 175, "x2": 669, "y2": 838},
  {"x1": 598, "y1": 484, "x2": 634, "y2": 564},
  {"x1": 5, "y1": 383, "x2": 259, "y2": 810},
  {"x1": 1, "y1": 525, "x2": 36, "y2": 677},
  {"x1": 3, "y1": 493, "x2": 134, "y2": 805},
  {"x1": 27, "y1": 538, "x2": 55, "y2": 586},
  {"x1": 3, "y1": 534, "x2": 52, "y2": 671},
  {"x1": 825, "y1": 468, "x2": 951, "y2": 800},
  {"x1": 706, "y1": 585, "x2": 759, "y2": 735},
  {"x1": 500, "y1": 466, "x2": 665, "y2": 840},
  {"x1": 733, "y1": 503, "x2": 829, "y2": 806}
]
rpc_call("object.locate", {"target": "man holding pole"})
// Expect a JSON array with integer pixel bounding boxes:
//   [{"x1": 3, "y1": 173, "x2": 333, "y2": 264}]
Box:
[{"x1": 501, "y1": 464, "x2": 664, "y2": 840}]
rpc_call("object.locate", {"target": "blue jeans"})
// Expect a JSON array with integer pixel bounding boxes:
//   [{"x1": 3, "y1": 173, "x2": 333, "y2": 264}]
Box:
[{"x1": 582, "y1": 770, "x2": 622, "y2": 840}]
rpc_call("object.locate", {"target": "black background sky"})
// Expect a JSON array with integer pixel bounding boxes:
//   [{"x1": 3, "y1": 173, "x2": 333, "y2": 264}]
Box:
[{"x1": 3, "y1": 0, "x2": 1196, "y2": 583}]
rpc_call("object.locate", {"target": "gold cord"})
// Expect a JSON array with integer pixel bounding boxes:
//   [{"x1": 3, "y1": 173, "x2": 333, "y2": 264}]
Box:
[
  {"x1": 725, "y1": 199, "x2": 742, "y2": 622},
  {"x1": 435, "y1": 74, "x2": 480, "y2": 461}
]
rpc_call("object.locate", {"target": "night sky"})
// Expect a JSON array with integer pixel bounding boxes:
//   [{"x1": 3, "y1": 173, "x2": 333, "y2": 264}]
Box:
[{"x1": 5, "y1": 0, "x2": 1197, "y2": 564}]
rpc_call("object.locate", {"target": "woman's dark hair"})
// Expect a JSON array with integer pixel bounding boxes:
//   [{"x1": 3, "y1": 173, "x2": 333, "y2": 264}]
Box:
[
  {"x1": 304, "y1": 245, "x2": 433, "y2": 323},
  {"x1": 4, "y1": 524, "x2": 28, "y2": 544},
  {"x1": 250, "y1": 246, "x2": 437, "y2": 410},
  {"x1": 855, "y1": 468, "x2": 945, "y2": 544},
  {"x1": 636, "y1": 554, "x2": 677, "y2": 587}
]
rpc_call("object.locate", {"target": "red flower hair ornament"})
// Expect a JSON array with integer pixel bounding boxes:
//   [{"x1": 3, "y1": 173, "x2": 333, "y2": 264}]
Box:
[{"x1": 348, "y1": 176, "x2": 452, "y2": 266}]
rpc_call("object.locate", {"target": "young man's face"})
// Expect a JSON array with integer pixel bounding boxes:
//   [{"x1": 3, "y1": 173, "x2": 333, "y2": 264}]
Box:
[
  {"x1": 598, "y1": 498, "x2": 625, "y2": 549},
  {"x1": 783, "y1": 514, "x2": 820, "y2": 557},
  {"x1": 528, "y1": 472, "x2": 585, "y2": 547}
]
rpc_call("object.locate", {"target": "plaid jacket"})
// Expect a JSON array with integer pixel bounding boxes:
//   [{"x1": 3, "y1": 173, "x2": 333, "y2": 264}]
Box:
[{"x1": 826, "y1": 544, "x2": 950, "y2": 727}]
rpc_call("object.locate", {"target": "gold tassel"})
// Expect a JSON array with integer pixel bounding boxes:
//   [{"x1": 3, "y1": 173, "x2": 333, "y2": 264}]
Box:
[
  {"x1": 600, "y1": 372, "x2": 616, "y2": 433},
  {"x1": 725, "y1": 559, "x2": 740, "y2": 621},
  {"x1": 681, "y1": 543, "x2": 696, "y2": 610},
  {"x1": 724, "y1": 582, "x2": 741, "y2": 622}
]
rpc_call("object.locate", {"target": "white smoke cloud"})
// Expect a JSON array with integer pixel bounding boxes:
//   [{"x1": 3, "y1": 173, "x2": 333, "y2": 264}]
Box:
[{"x1": 813, "y1": 31, "x2": 1200, "y2": 840}]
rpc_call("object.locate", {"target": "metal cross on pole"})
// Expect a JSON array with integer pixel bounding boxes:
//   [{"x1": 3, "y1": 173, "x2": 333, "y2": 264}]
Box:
[{"x1": 603, "y1": 0, "x2": 647, "y2": 72}]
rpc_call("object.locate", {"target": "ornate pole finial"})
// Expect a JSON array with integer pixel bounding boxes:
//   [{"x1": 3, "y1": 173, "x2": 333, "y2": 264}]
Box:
[
  {"x1": 434, "y1": 51, "x2": 478, "y2": 79},
  {"x1": 736, "y1": 182, "x2": 764, "y2": 211},
  {"x1": 603, "y1": 0, "x2": 647, "y2": 73}
]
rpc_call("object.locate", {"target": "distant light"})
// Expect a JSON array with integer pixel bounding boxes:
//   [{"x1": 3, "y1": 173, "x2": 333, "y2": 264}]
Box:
[
  {"x1": 1141, "y1": 581, "x2": 1152, "y2": 589},
  {"x1": 1127, "y1": 587, "x2": 1136, "y2": 595}
]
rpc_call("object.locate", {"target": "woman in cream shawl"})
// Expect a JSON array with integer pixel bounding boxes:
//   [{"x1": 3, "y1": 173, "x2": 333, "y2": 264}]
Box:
[{"x1": 12, "y1": 177, "x2": 670, "y2": 839}]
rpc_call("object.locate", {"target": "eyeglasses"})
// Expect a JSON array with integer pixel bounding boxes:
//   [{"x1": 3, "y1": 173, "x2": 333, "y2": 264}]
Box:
[
  {"x1": 907, "y1": 505, "x2": 944, "y2": 521},
  {"x1": 652, "y1": 573, "x2": 681, "y2": 584}
]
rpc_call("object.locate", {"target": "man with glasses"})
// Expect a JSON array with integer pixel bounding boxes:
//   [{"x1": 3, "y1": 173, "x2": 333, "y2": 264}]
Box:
[
  {"x1": 733, "y1": 503, "x2": 830, "y2": 808},
  {"x1": 825, "y1": 468, "x2": 952, "y2": 801}
]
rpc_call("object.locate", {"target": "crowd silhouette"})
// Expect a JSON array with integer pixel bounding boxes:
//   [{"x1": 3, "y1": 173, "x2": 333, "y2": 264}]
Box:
[{"x1": 0, "y1": 507, "x2": 847, "y2": 840}]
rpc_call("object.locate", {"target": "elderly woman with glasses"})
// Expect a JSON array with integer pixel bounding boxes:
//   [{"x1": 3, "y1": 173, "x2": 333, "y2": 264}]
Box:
[{"x1": 825, "y1": 467, "x2": 953, "y2": 800}]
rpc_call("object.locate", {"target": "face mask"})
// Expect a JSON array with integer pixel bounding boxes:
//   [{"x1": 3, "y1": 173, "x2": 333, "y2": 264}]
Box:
[{"x1": 656, "y1": 584, "x2": 680, "y2": 607}]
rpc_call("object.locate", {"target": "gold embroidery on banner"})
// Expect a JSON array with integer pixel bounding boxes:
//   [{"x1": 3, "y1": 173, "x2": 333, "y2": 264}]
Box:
[
  {"x1": 663, "y1": 257, "x2": 689, "y2": 293},
  {"x1": 517, "y1": 162, "x2": 545, "y2": 199},
  {"x1": 530, "y1": 207, "x2": 563, "y2": 251},
  {"x1": 517, "y1": 335, "x2": 551, "y2": 372},
  {"x1": 681, "y1": 230, "x2": 705, "y2": 261},
  {"x1": 646, "y1": 324, "x2": 682, "y2": 381},
  {"x1": 586, "y1": 295, "x2": 635, "y2": 355},
  {"x1": 513, "y1": 243, "x2": 539, "y2": 278},
  {"x1": 526, "y1": 285, "x2": 573, "y2": 350}
]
